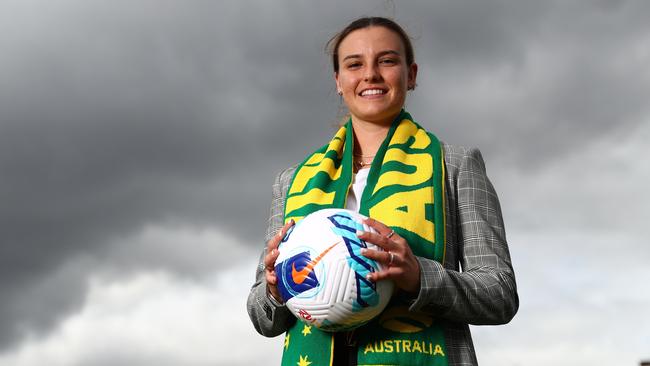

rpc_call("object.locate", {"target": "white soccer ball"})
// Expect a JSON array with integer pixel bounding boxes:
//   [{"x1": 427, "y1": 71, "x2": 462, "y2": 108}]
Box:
[{"x1": 274, "y1": 208, "x2": 394, "y2": 331}]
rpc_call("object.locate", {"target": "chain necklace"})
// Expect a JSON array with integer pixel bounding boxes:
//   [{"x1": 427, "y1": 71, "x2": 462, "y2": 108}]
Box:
[
  {"x1": 354, "y1": 160, "x2": 372, "y2": 170},
  {"x1": 353, "y1": 153, "x2": 375, "y2": 171}
]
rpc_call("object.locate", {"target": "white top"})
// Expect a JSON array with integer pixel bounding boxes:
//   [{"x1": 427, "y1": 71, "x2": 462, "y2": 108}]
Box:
[{"x1": 345, "y1": 168, "x2": 370, "y2": 212}]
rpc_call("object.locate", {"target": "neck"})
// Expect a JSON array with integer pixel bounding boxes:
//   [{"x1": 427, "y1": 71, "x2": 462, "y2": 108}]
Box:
[{"x1": 351, "y1": 118, "x2": 392, "y2": 157}]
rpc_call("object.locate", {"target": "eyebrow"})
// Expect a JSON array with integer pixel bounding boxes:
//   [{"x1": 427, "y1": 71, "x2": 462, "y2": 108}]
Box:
[{"x1": 341, "y1": 50, "x2": 401, "y2": 62}]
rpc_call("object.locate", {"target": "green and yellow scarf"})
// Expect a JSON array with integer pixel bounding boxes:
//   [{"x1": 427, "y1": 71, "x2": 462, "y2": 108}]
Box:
[{"x1": 281, "y1": 110, "x2": 448, "y2": 366}]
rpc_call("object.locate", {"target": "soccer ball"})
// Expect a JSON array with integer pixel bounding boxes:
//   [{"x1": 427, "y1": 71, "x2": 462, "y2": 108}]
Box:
[{"x1": 274, "y1": 208, "x2": 394, "y2": 331}]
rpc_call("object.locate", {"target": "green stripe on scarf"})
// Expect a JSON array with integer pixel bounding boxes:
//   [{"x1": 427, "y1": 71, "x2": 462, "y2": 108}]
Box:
[{"x1": 281, "y1": 110, "x2": 448, "y2": 366}]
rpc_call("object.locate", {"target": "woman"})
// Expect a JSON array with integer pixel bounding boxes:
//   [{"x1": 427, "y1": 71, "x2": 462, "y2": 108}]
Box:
[{"x1": 247, "y1": 16, "x2": 518, "y2": 366}]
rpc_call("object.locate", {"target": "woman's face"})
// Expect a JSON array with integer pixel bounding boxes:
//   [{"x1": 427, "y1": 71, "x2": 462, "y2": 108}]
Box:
[{"x1": 335, "y1": 26, "x2": 417, "y2": 126}]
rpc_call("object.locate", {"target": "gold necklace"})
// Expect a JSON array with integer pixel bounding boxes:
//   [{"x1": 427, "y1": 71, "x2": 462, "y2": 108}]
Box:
[
  {"x1": 354, "y1": 157, "x2": 374, "y2": 171},
  {"x1": 354, "y1": 160, "x2": 372, "y2": 169},
  {"x1": 353, "y1": 152, "x2": 375, "y2": 171}
]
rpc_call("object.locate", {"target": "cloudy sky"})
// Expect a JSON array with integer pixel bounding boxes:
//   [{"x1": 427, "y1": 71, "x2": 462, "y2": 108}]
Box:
[{"x1": 1, "y1": 0, "x2": 649, "y2": 365}]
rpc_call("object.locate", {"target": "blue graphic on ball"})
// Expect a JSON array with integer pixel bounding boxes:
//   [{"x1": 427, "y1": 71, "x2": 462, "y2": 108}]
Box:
[
  {"x1": 275, "y1": 250, "x2": 320, "y2": 302},
  {"x1": 327, "y1": 212, "x2": 380, "y2": 310}
]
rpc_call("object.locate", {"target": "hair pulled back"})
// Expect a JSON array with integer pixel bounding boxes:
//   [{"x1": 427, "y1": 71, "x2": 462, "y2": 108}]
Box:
[{"x1": 327, "y1": 17, "x2": 415, "y2": 73}]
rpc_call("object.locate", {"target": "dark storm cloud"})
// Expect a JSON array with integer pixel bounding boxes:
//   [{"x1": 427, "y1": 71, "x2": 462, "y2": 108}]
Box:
[
  {"x1": 0, "y1": 0, "x2": 353, "y2": 348},
  {"x1": 0, "y1": 0, "x2": 277, "y2": 347},
  {"x1": 407, "y1": 0, "x2": 650, "y2": 167},
  {"x1": 1, "y1": 0, "x2": 649, "y2": 354}
]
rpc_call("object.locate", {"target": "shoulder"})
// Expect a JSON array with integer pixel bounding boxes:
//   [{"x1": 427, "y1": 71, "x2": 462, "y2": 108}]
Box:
[
  {"x1": 440, "y1": 142, "x2": 483, "y2": 167},
  {"x1": 440, "y1": 142, "x2": 490, "y2": 194},
  {"x1": 272, "y1": 163, "x2": 299, "y2": 193},
  {"x1": 441, "y1": 142, "x2": 486, "y2": 172}
]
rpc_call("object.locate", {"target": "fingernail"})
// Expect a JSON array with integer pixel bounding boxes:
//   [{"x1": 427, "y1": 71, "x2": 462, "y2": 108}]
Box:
[
  {"x1": 365, "y1": 274, "x2": 372, "y2": 281},
  {"x1": 360, "y1": 248, "x2": 367, "y2": 255},
  {"x1": 356, "y1": 230, "x2": 365, "y2": 237}
]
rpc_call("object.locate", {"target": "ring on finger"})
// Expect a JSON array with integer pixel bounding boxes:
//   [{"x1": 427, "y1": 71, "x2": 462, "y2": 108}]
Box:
[
  {"x1": 388, "y1": 252, "x2": 395, "y2": 265},
  {"x1": 386, "y1": 230, "x2": 395, "y2": 239}
]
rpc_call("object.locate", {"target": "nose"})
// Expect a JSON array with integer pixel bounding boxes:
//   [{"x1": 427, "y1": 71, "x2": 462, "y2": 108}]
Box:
[{"x1": 363, "y1": 63, "x2": 381, "y2": 82}]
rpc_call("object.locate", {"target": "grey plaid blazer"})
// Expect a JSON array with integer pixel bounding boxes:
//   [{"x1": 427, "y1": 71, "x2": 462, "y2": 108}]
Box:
[{"x1": 247, "y1": 144, "x2": 519, "y2": 366}]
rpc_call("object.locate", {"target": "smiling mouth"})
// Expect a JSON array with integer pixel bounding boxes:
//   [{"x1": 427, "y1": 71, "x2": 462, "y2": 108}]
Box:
[{"x1": 359, "y1": 89, "x2": 386, "y2": 96}]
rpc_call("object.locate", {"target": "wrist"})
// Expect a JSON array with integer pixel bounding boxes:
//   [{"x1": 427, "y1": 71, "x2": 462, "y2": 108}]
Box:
[
  {"x1": 403, "y1": 258, "x2": 422, "y2": 294},
  {"x1": 266, "y1": 285, "x2": 285, "y2": 306}
]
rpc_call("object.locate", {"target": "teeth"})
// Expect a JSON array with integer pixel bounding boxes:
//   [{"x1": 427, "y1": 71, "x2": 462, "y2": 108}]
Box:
[{"x1": 361, "y1": 89, "x2": 385, "y2": 96}]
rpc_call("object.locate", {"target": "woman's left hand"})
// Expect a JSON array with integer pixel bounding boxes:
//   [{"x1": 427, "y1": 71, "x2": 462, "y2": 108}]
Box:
[{"x1": 357, "y1": 217, "x2": 421, "y2": 295}]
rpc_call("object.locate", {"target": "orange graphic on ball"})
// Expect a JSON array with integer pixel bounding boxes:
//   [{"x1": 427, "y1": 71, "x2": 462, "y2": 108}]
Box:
[{"x1": 291, "y1": 241, "x2": 339, "y2": 285}]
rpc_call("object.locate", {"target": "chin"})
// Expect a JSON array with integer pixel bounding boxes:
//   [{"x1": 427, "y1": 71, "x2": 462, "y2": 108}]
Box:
[{"x1": 353, "y1": 106, "x2": 402, "y2": 124}]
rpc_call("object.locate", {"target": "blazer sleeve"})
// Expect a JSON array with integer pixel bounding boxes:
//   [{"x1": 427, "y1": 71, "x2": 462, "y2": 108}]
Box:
[
  {"x1": 409, "y1": 147, "x2": 519, "y2": 325},
  {"x1": 246, "y1": 167, "x2": 297, "y2": 337}
]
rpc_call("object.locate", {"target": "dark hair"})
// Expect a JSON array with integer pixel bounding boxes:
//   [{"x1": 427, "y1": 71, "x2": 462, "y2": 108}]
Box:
[{"x1": 327, "y1": 17, "x2": 415, "y2": 73}]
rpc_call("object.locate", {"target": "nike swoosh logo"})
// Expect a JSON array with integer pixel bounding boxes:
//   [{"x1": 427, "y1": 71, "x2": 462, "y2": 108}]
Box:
[{"x1": 291, "y1": 241, "x2": 339, "y2": 285}]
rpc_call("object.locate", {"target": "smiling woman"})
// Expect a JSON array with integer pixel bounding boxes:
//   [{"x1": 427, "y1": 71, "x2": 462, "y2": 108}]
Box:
[
  {"x1": 334, "y1": 25, "x2": 417, "y2": 129},
  {"x1": 247, "y1": 16, "x2": 519, "y2": 366}
]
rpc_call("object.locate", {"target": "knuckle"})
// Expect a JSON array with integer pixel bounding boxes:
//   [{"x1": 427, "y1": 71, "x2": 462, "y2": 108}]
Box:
[{"x1": 265, "y1": 257, "x2": 275, "y2": 267}]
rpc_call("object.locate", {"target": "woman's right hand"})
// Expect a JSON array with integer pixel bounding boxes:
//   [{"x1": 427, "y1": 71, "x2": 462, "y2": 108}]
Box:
[{"x1": 264, "y1": 219, "x2": 294, "y2": 303}]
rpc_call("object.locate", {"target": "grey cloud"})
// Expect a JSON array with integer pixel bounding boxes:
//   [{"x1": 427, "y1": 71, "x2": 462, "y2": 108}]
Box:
[
  {"x1": 0, "y1": 0, "x2": 346, "y2": 348},
  {"x1": 408, "y1": 0, "x2": 650, "y2": 168}
]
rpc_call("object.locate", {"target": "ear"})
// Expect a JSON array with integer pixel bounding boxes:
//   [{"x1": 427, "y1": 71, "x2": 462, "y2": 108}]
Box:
[
  {"x1": 408, "y1": 62, "x2": 418, "y2": 89},
  {"x1": 334, "y1": 72, "x2": 341, "y2": 94}
]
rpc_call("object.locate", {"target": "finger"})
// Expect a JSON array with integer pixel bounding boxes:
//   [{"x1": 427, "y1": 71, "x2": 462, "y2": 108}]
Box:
[
  {"x1": 269, "y1": 219, "x2": 295, "y2": 249},
  {"x1": 267, "y1": 236, "x2": 280, "y2": 251},
  {"x1": 363, "y1": 217, "x2": 394, "y2": 237},
  {"x1": 360, "y1": 247, "x2": 393, "y2": 265},
  {"x1": 356, "y1": 230, "x2": 398, "y2": 251},
  {"x1": 274, "y1": 219, "x2": 295, "y2": 243},
  {"x1": 279, "y1": 219, "x2": 295, "y2": 237},
  {"x1": 265, "y1": 220, "x2": 294, "y2": 268},
  {"x1": 266, "y1": 270, "x2": 278, "y2": 285},
  {"x1": 366, "y1": 268, "x2": 392, "y2": 282},
  {"x1": 264, "y1": 248, "x2": 280, "y2": 269},
  {"x1": 362, "y1": 218, "x2": 402, "y2": 244}
]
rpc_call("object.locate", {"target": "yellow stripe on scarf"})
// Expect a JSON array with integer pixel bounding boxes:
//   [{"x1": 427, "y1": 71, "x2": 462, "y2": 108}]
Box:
[
  {"x1": 285, "y1": 187, "x2": 336, "y2": 217},
  {"x1": 288, "y1": 129, "x2": 346, "y2": 196}
]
